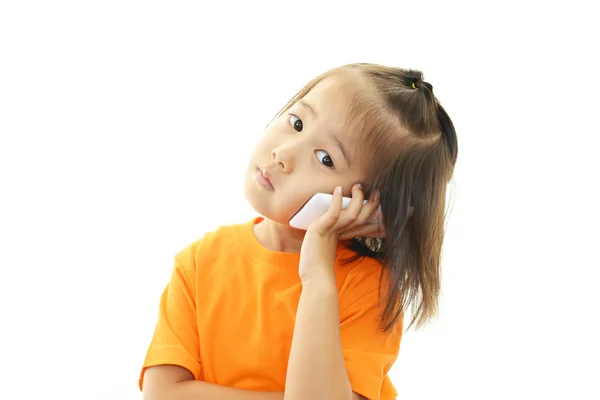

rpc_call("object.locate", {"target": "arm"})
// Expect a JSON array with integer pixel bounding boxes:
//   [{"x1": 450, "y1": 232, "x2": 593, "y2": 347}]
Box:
[
  {"x1": 286, "y1": 184, "x2": 395, "y2": 400},
  {"x1": 141, "y1": 247, "x2": 284, "y2": 400},
  {"x1": 284, "y1": 277, "x2": 359, "y2": 400},
  {"x1": 142, "y1": 365, "x2": 284, "y2": 400}
]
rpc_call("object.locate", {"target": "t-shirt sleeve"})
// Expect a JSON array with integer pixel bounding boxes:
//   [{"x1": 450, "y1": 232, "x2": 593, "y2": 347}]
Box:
[
  {"x1": 139, "y1": 248, "x2": 201, "y2": 390},
  {"x1": 339, "y1": 267, "x2": 402, "y2": 400}
]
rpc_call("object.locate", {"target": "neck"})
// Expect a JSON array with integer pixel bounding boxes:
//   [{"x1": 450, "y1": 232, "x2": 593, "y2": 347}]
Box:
[{"x1": 253, "y1": 217, "x2": 306, "y2": 253}]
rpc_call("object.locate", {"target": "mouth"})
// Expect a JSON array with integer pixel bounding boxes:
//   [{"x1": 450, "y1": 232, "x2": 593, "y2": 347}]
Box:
[{"x1": 256, "y1": 167, "x2": 274, "y2": 190}]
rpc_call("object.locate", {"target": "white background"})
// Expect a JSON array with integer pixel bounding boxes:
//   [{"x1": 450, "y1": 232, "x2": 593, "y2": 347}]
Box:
[{"x1": 1, "y1": 1, "x2": 598, "y2": 399}]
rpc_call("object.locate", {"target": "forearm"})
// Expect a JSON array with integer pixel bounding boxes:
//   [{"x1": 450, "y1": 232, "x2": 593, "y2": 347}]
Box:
[
  {"x1": 151, "y1": 380, "x2": 283, "y2": 400},
  {"x1": 284, "y1": 277, "x2": 353, "y2": 400}
]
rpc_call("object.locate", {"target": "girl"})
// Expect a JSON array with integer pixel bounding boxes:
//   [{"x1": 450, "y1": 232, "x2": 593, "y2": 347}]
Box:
[{"x1": 139, "y1": 63, "x2": 458, "y2": 400}]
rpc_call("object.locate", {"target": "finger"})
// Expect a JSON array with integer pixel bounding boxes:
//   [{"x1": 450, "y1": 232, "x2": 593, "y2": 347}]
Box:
[
  {"x1": 338, "y1": 183, "x2": 364, "y2": 227},
  {"x1": 317, "y1": 185, "x2": 344, "y2": 232},
  {"x1": 339, "y1": 221, "x2": 386, "y2": 240},
  {"x1": 365, "y1": 203, "x2": 383, "y2": 226},
  {"x1": 346, "y1": 190, "x2": 380, "y2": 229}
]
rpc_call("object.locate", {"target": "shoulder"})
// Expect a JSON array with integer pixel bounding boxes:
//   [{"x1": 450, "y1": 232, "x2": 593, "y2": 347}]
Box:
[
  {"x1": 174, "y1": 218, "x2": 254, "y2": 273},
  {"x1": 336, "y1": 245, "x2": 387, "y2": 309}
]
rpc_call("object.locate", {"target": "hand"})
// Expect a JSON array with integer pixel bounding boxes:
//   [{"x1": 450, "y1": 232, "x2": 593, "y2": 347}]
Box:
[
  {"x1": 298, "y1": 184, "x2": 381, "y2": 284},
  {"x1": 338, "y1": 195, "x2": 386, "y2": 240}
]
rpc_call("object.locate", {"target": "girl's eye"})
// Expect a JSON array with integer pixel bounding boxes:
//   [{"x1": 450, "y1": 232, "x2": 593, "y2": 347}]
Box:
[
  {"x1": 316, "y1": 150, "x2": 334, "y2": 168},
  {"x1": 289, "y1": 114, "x2": 303, "y2": 132}
]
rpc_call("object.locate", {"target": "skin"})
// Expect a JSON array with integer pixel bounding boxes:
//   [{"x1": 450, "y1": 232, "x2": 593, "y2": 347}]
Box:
[{"x1": 244, "y1": 74, "x2": 384, "y2": 254}]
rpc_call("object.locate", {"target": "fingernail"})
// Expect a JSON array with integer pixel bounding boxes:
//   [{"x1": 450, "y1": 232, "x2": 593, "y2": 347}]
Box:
[
  {"x1": 356, "y1": 183, "x2": 362, "y2": 190},
  {"x1": 335, "y1": 186, "x2": 342, "y2": 194}
]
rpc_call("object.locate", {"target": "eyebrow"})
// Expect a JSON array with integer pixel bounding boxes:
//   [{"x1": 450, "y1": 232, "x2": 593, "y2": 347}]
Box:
[
  {"x1": 298, "y1": 99, "x2": 352, "y2": 167},
  {"x1": 334, "y1": 137, "x2": 351, "y2": 167},
  {"x1": 297, "y1": 99, "x2": 317, "y2": 117}
]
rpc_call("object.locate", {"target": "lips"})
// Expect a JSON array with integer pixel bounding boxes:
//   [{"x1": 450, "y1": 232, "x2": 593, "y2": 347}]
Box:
[{"x1": 256, "y1": 168, "x2": 274, "y2": 190}]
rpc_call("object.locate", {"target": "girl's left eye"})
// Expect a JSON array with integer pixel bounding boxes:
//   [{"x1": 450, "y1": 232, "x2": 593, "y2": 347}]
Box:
[{"x1": 316, "y1": 150, "x2": 334, "y2": 168}]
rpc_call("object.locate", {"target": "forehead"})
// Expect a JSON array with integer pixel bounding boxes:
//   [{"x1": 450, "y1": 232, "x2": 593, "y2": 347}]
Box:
[
  {"x1": 300, "y1": 74, "x2": 371, "y2": 141},
  {"x1": 301, "y1": 75, "x2": 358, "y2": 120}
]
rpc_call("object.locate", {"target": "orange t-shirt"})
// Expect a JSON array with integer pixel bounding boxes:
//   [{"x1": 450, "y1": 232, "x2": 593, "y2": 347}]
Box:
[{"x1": 140, "y1": 217, "x2": 402, "y2": 400}]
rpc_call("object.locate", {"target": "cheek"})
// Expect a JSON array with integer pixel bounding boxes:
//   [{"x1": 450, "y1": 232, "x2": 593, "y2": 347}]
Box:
[
  {"x1": 270, "y1": 190, "x2": 314, "y2": 223},
  {"x1": 278, "y1": 192, "x2": 307, "y2": 215}
]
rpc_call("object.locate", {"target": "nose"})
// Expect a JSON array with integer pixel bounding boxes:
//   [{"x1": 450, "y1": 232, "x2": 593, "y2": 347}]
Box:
[{"x1": 271, "y1": 145, "x2": 294, "y2": 173}]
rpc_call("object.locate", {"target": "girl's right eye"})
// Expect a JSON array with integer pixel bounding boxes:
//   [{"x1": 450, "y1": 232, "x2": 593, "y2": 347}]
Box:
[{"x1": 288, "y1": 114, "x2": 303, "y2": 132}]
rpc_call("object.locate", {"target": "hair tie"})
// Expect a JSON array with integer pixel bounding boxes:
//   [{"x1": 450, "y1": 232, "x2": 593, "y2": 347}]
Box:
[{"x1": 405, "y1": 71, "x2": 422, "y2": 90}]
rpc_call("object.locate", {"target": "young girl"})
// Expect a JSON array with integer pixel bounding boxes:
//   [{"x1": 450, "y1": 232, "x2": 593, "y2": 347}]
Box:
[{"x1": 139, "y1": 63, "x2": 458, "y2": 400}]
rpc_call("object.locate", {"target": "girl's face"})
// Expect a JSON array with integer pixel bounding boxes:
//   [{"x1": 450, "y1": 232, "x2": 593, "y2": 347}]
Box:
[{"x1": 244, "y1": 76, "x2": 367, "y2": 226}]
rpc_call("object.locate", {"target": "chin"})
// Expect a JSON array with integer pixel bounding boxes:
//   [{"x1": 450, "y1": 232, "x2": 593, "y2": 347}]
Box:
[
  {"x1": 247, "y1": 202, "x2": 288, "y2": 225},
  {"x1": 243, "y1": 176, "x2": 302, "y2": 227},
  {"x1": 244, "y1": 193, "x2": 290, "y2": 227}
]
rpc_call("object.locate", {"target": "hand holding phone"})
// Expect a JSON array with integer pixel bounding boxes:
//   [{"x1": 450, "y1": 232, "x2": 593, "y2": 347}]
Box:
[{"x1": 289, "y1": 192, "x2": 382, "y2": 230}]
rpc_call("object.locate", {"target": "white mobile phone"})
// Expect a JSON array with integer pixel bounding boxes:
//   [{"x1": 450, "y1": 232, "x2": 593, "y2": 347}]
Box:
[{"x1": 289, "y1": 193, "x2": 378, "y2": 230}]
